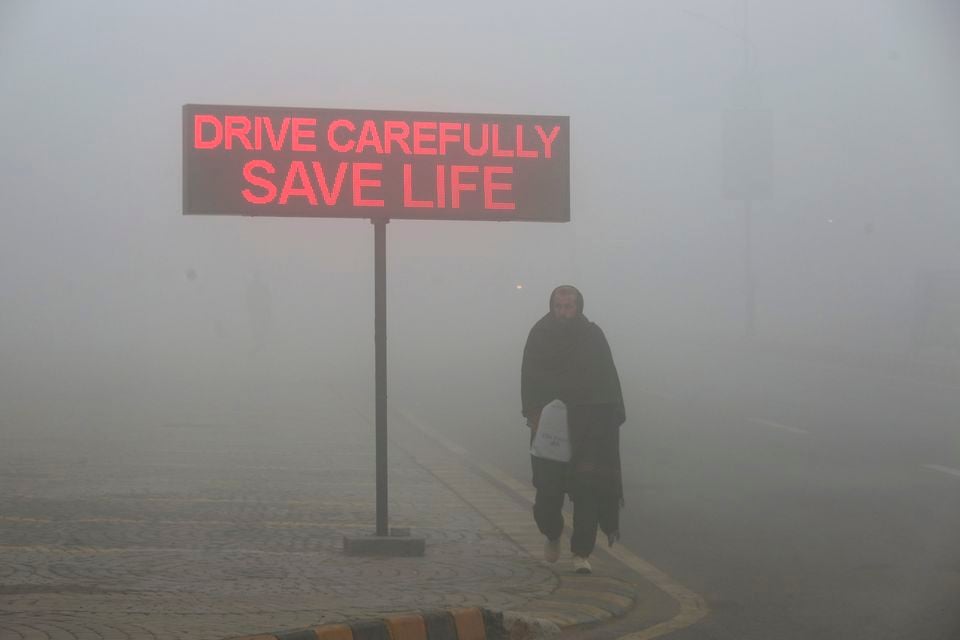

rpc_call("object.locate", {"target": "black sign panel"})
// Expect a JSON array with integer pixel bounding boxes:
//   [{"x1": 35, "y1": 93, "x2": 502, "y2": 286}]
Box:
[{"x1": 183, "y1": 104, "x2": 570, "y2": 222}]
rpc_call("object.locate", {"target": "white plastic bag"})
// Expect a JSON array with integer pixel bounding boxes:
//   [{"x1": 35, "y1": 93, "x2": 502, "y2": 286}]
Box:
[{"x1": 529, "y1": 399, "x2": 571, "y2": 462}]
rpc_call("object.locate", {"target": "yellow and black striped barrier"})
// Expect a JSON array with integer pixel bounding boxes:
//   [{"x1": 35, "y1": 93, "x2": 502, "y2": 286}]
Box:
[{"x1": 229, "y1": 607, "x2": 502, "y2": 640}]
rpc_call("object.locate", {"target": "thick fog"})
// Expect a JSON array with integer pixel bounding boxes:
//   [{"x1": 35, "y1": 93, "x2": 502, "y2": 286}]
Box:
[{"x1": 1, "y1": 0, "x2": 958, "y2": 439}]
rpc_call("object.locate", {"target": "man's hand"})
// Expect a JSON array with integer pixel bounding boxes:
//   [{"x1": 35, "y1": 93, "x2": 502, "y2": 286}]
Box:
[{"x1": 526, "y1": 408, "x2": 543, "y2": 433}]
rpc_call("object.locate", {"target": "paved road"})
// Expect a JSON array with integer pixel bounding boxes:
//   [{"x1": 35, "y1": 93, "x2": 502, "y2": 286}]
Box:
[{"x1": 399, "y1": 342, "x2": 960, "y2": 639}]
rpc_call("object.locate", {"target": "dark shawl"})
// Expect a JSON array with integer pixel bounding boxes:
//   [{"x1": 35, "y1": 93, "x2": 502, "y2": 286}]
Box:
[
  {"x1": 522, "y1": 312, "x2": 626, "y2": 500},
  {"x1": 521, "y1": 312, "x2": 625, "y2": 423}
]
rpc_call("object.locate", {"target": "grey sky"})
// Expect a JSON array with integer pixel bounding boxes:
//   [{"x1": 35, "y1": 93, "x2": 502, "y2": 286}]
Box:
[{"x1": 1, "y1": 0, "x2": 958, "y2": 430}]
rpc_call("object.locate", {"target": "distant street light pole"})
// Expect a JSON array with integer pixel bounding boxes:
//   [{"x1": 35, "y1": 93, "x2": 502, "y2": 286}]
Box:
[
  {"x1": 743, "y1": 199, "x2": 756, "y2": 337},
  {"x1": 682, "y1": 2, "x2": 767, "y2": 341},
  {"x1": 741, "y1": 0, "x2": 757, "y2": 339}
]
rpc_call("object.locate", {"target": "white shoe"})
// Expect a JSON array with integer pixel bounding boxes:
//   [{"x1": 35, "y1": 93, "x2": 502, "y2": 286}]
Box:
[
  {"x1": 543, "y1": 538, "x2": 560, "y2": 563},
  {"x1": 573, "y1": 555, "x2": 592, "y2": 574}
]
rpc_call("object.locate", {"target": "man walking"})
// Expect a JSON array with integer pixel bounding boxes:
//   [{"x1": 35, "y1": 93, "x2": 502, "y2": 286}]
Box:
[{"x1": 521, "y1": 285, "x2": 626, "y2": 574}]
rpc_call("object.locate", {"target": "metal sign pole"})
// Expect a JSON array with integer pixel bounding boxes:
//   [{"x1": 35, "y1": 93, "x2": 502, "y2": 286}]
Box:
[
  {"x1": 373, "y1": 217, "x2": 389, "y2": 537},
  {"x1": 343, "y1": 216, "x2": 423, "y2": 555}
]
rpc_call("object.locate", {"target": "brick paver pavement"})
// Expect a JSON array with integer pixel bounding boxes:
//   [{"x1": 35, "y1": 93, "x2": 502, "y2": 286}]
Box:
[{"x1": 0, "y1": 386, "x2": 671, "y2": 639}]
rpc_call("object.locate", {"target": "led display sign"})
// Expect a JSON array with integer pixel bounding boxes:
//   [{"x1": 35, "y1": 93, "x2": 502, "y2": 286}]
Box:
[{"x1": 183, "y1": 104, "x2": 570, "y2": 222}]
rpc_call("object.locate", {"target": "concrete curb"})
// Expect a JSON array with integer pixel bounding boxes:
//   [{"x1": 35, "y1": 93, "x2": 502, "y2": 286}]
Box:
[
  {"x1": 390, "y1": 407, "x2": 705, "y2": 636},
  {"x1": 226, "y1": 608, "x2": 559, "y2": 640}
]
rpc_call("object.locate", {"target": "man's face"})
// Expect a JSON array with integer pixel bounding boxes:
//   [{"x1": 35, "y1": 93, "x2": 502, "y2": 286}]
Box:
[{"x1": 552, "y1": 293, "x2": 578, "y2": 320}]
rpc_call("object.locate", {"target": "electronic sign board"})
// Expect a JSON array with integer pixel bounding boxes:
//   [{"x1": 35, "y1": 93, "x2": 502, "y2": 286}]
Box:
[{"x1": 183, "y1": 104, "x2": 570, "y2": 222}]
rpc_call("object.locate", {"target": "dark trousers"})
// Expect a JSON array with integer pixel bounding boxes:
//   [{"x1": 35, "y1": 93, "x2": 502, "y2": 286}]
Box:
[{"x1": 532, "y1": 455, "x2": 619, "y2": 557}]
